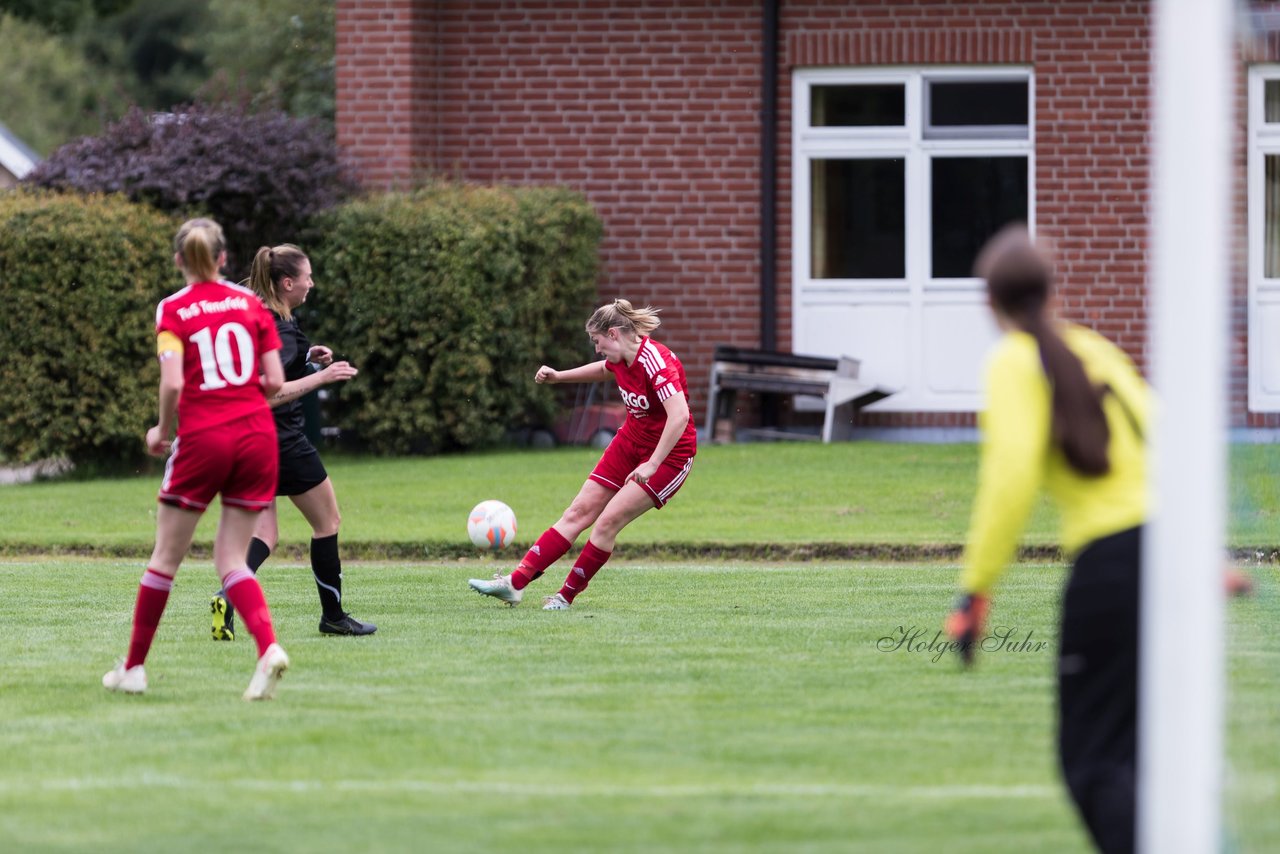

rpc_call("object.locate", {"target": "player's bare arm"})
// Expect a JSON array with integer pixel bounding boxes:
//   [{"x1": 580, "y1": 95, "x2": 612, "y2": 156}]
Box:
[
  {"x1": 259, "y1": 350, "x2": 285, "y2": 399},
  {"x1": 628, "y1": 390, "x2": 689, "y2": 484},
  {"x1": 268, "y1": 361, "x2": 358, "y2": 409},
  {"x1": 535, "y1": 361, "x2": 609, "y2": 384},
  {"x1": 146, "y1": 356, "x2": 184, "y2": 457}
]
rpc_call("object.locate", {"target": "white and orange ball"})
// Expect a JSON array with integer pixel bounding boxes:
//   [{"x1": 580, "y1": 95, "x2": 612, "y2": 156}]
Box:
[{"x1": 467, "y1": 499, "x2": 517, "y2": 550}]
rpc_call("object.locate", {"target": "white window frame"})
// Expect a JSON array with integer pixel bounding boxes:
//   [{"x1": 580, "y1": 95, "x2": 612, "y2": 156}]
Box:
[
  {"x1": 792, "y1": 66, "x2": 1035, "y2": 412},
  {"x1": 1247, "y1": 65, "x2": 1280, "y2": 412}
]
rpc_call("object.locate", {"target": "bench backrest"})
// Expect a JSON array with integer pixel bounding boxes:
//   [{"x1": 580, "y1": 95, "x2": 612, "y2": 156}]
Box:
[
  {"x1": 712, "y1": 345, "x2": 837, "y2": 372},
  {"x1": 713, "y1": 346, "x2": 859, "y2": 379}
]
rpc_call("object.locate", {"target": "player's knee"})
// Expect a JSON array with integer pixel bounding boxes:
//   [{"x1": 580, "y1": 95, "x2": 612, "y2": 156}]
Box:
[
  {"x1": 316, "y1": 508, "x2": 341, "y2": 538},
  {"x1": 593, "y1": 511, "x2": 626, "y2": 542},
  {"x1": 256, "y1": 531, "x2": 280, "y2": 552},
  {"x1": 562, "y1": 501, "x2": 598, "y2": 530}
]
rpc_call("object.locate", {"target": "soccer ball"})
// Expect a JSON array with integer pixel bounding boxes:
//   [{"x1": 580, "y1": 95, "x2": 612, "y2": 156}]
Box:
[{"x1": 467, "y1": 499, "x2": 517, "y2": 550}]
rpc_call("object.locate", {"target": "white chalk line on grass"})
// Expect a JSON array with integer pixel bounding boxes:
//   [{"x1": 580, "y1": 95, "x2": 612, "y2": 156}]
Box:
[{"x1": 1, "y1": 776, "x2": 1058, "y2": 800}]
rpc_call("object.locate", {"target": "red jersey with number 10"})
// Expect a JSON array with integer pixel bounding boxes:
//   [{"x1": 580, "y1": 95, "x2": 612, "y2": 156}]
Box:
[
  {"x1": 605, "y1": 337, "x2": 697, "y2": 458},
  {"x1": 155, "y1": 280, "x2": 281, "y2": 434}
]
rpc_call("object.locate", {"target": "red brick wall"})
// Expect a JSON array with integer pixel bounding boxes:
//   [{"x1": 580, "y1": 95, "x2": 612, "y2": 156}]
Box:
[
  {"x1": 336, "y1": 0, "x2": 1266, "y2": 428},
  {"x1": 338, "y1": 0, "x2": 762, "y2": 421},
  {"x1": 336, "y1": 0, "x2": 437, "y2": 186},
  {"x1": 437, "y1": 0, "x2": 764, "y2": 414}
]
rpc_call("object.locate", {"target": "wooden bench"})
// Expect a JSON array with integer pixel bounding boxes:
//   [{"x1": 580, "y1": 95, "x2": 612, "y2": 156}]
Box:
[{"x1": 705, "y1": 346, "x2": 896, "y2": 442}]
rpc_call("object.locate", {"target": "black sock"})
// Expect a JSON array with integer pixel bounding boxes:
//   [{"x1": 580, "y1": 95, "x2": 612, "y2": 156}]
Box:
[
  {"x1": 312, "y1": 533, "x2": 345, "y2": 621},
  {"x1": 247, "y1": 537, "x2": 272, "y2": 573}
]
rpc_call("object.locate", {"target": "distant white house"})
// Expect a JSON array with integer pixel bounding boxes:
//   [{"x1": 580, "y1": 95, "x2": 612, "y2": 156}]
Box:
[{"x1": 0, "y1": 121, "x2": 37, "y2": 187}]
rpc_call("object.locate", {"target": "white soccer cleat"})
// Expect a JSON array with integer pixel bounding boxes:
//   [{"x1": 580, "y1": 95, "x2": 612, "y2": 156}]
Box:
[
  {"x1": 102, "y1": 662, "x2": 147, "y2": 694},
  {"x1": 542, "y1": 593, "x2": 571, "y2": 611},
  {"x1": 468, "y1": 573, "x2": 523, "y2": 606},
  {"x1": 243, "y1": 643, "x2": 289, "y2": 701}
]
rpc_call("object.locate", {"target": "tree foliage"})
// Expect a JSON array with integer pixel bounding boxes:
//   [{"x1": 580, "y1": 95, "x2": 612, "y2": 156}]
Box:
[
  {"x1": 0, "y1": 13, "x2": 127, "y2": 156},
  {"x1": 26, "y1": 102, "x2": 353, "y2": 279},
  {"x1": 0, "y1": 0, "x2": 129, "y2": 34},
  {"x1": 0, "y1": 0, "x2": 336, "y2": 158},
  {"x1": 80, "y1": 0, "x2": 212, "y2": 110},
  {"x1": 203, "y1": 0, "x2": 335, "y2": 123}
]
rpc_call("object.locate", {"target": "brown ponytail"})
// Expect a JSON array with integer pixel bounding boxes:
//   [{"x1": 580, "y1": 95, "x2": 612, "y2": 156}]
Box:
[
  {"x1": 976, "y1": 226, "x2": 1110, "y2": 476},
  {"x1": 247, "y1": 243, "x2": 309, "y2": 320}
]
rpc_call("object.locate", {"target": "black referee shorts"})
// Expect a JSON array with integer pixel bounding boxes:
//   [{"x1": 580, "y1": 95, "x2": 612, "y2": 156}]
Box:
[{"x1": 276, "y1": 440, "x2": 329, "y2": 497}]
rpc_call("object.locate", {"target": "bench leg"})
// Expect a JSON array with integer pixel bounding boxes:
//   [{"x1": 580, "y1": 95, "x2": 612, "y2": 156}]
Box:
[
  {"x1": 822, "y1": 399, "x2": 856, "y2": 443},
  {"x1": 704, "y1": 374, "x2": 719, "y2": 439}
]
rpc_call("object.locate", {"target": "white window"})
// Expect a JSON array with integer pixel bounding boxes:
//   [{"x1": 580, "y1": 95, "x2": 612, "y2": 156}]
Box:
[
  {"x1": 792, "y1": 68, "x2": 1035, "y2": 411},
  {"x1": 1247, "y1": 66, "x2": 1280, "y2": 411}
]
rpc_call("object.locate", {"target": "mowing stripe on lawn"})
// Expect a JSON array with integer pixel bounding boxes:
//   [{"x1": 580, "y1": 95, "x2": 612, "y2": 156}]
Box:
[{"x1": 1, "y1": 776, "x2": 1059, "y2": 799}]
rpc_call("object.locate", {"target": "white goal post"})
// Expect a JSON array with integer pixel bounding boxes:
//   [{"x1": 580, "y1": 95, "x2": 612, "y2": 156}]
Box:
[{"x1": 1142, "y1": 1, "x2": 1232, "y2": 852}]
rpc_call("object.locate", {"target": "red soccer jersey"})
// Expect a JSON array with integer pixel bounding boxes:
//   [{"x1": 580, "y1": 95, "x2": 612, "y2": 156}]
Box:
[
  {"x1": 605, "y1": 337, "x2": 697, "y2": 458},
  {"x1": 155, "y1": 281, "x2": 282, "y2": 434}
]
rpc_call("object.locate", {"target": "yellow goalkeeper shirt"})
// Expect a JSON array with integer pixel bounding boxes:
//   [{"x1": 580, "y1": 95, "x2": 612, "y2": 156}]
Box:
[{"x1": 960, "y1": 323, "x2": 1150, "y2": 595}]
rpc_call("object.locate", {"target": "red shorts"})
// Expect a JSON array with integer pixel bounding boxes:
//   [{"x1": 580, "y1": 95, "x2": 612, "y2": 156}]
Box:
[
  {"x1": 589, "y1": 430, "x2": 694, "y2": 508},
  {"x1": 158, "y1": 420, "x2": 278, "y2": 512}
]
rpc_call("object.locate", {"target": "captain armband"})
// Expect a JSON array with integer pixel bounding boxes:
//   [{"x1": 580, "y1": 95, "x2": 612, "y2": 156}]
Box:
[{"x1": 156, "y1": 331, "x2": 183, "y2": 361}]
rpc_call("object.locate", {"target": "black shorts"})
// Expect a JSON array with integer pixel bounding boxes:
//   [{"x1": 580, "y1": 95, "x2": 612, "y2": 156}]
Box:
[
  {"x1": 1057, "y1": 525, "x2": 1141, "y2": 854},
  {"x1": 276, "y1": 441, "x2": 329, "y2": 497}
]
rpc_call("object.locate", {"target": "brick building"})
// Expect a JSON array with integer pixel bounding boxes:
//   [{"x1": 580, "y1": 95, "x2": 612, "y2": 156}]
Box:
[{"x1": 335, "y1": 0, "x2": 1280, "y2": 432}]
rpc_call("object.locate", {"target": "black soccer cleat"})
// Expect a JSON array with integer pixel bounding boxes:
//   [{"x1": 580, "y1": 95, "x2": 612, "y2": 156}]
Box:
[{"x1": 319, "y1": 613, "x2": 378, "y2": 636}]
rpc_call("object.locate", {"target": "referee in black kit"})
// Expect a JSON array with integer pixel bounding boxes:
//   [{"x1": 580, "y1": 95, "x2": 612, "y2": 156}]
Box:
[{"x1": 211, "y1": 243, "x2": 377, "y2": 640}]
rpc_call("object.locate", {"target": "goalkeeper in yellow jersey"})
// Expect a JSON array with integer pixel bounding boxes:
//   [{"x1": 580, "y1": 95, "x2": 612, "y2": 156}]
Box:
[{"x1": 946, "y1": 225, "x2": 1149, "y2": 854}]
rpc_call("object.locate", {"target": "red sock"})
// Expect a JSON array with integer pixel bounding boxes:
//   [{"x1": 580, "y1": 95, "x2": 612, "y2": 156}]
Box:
[
  {"x1": 223, "y1": 569, "x2": 276, "y2": 657},
  {"x1": 125, "y1": 568, "x2": 174, "y2": 669},
  {"x1": 558, "y1": 540, "x2": 611, "y2": 603},
  {"x1": 511, "y1": 527, "x2": 572, "y2": 590}
]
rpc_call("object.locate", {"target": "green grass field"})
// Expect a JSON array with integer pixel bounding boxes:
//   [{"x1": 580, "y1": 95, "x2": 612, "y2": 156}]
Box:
[
  {"x1": 4, "y1": 442, "x2": 1280, "y2": 554},
  {"x1": 2, "y1": 442, "x2": 1278, "y2": 851},
  {"x1": 1, "y1": 557, "x2": 1276, "y2": 853}
]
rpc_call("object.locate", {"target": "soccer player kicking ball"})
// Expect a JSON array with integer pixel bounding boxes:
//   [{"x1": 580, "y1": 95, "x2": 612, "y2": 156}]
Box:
[
  {"x1": 470, "y1": 299, "x2": 697, "y2": 610},
  {"x1": 102, "y1": 218, "x2": 290, "y2": 701}
]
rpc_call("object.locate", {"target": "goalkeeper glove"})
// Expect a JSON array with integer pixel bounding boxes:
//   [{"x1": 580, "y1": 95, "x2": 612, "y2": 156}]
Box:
[{"x1": 944, "y1": 593, "x2": 990, "y2": 667}]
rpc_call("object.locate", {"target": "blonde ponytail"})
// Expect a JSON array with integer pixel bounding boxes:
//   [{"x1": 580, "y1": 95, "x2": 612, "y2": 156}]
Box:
[
  {"x1": 586, "y1": 298, "x2": 661, "y2": 338},
  {"x1": 173, "y1": 218, "x2": 226, "y2": 281}
]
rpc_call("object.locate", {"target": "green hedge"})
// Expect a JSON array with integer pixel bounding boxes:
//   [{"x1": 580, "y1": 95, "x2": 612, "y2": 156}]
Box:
[
  {"x1": 306, "y1": 184, "x2": 602, "y2": 454},
  {"x1": 0, "y1": 184, "x2": 601, "y2": 466},
  {"x1": 0, "y1": 191, "x2": 175, "y2": 467}
]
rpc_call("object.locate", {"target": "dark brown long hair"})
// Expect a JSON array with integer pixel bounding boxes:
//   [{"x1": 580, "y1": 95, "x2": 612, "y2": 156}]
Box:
[{"x1": 976, "y1": 226, "x2": 1110, "y2": 476}]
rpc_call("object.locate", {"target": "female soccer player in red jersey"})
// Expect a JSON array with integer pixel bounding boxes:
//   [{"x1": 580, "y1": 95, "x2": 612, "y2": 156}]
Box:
[
  {"x1": 102, "y1": 218, "x2": 291, "y2": 700},
  {"x1": 470, "y1": 299, "x2": 696, "y2": 610},
  {"x1": 209, "y1": 243, "x2": 375, "y2": 641}
]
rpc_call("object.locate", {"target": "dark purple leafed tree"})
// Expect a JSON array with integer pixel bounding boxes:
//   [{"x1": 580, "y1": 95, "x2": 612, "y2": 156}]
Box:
[{"x1": 26, "y1": 103, "x2": 353, "y2": 279}]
